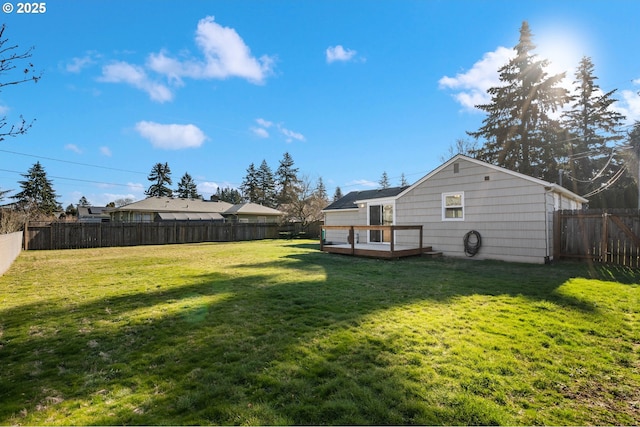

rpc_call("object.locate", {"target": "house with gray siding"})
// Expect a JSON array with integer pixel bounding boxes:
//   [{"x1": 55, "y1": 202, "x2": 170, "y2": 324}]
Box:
[{"x1": 322, "y1": 154, "x2": 587, "y2": 264}]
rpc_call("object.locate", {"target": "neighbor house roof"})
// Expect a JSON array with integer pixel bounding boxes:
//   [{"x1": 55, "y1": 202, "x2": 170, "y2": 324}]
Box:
[
  {"x1": 77, "y1": 206, "x2": 110, "y2": 217},
  {"x1": 108, "y1": 197, "x2": 233, "y2": 214},
  {"x1": 224, "y1": 202, "x2": 283, "y2": 216},
  {"x1": 156, "y1": 212, "x2": 225, "y2": 221},
  {"x1": 323, "y1": 186, "x2": 409, "y2": 211}
]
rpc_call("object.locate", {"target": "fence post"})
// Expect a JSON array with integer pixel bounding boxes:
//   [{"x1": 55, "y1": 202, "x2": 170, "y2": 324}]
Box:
[
  {"x1": 601, "y1": 213, "x2": 608, "y2": 263},
  {"x1": 553, "y1": 211, "x2": 561, "y2": 261},
  {"x1": 23, "y1": 221, "x2": 28, "y2": 250}
]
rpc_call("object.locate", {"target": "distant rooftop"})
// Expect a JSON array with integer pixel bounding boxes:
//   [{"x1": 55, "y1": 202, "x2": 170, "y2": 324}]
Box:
[{"x1": 323, "y1": 186, "x2": 409, "y2": 211}]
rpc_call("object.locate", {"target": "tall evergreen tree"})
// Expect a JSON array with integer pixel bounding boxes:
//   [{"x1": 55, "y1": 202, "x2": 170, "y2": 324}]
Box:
[
  {"x1": 241, "y1": 163, "x2": 260, "y2": 203},
  {"x1": 276, "y1": 152, "x2": 300, "y2": 206},
  {"x1": 145, "y1": 162, "x2": 173, "y2": 197},
  {"x1": 399, "y1": 173, "x2": 409, "y2": 186},
  {"x1": 12, "y1": 161, "x2": 60, "y2": 215},
  {"x1": 256, "y1": 159, "x2": 277, "y2": 208},
  {"x1": 561, "y1": 56, "x2": 626, "y2": 202},
  {"x1": 176, "y1": 172, "x2": 201, "y2": 199},
  {"x1": 469, "y1": 21, "x2": 569, "y2": 181},
  {"x1": 215, "y1": 187, "x2": 243, "y2": 204},
  {"x1": 315, "y1": 177, "x2": 328, "y2": 201},
  {"x1": 333, "y1": 186, "x2": 343, "y2": 201},
  {"x1": 78, "y1": 196, "x2": 90, "y2": 207},
  {"x1": 379, "y1": 171, "x2": 390, "y2": 189}
]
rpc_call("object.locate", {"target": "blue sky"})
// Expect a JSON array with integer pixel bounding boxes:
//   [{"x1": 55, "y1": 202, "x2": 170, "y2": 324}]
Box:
[{"x1": 1, "y1": 0, "x2": 639, "y2": 207}]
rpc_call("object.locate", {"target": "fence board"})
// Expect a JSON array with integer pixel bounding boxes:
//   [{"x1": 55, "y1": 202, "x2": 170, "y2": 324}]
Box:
[
  {"x1": 24, "y1": 221, "x2": 282, "y2": 250},
  {"x1": 554, "y1": 209, "x2": 640, "y2": 268}
]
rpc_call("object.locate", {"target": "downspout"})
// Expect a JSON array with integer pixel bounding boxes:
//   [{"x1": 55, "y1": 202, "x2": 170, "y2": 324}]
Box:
[{"x1": 543, "y1": 188, "x2": 552, "y2": 264}]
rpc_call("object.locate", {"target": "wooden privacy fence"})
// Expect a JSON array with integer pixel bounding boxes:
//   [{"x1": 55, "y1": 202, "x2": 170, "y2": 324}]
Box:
[
  {"x1": 24, "y1": 221, "x2": 282, "y2": 250},
  {"x1": 554, "y1": 209, "x2": 640, "y2": 268}
]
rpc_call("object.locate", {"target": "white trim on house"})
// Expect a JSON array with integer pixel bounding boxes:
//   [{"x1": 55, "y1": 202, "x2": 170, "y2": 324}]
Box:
[
  {"x1": 398, "y1": 154, "x2": 588, "y2": 204},
  {"x1": 442, "y1": 191, "x2": 465, "y2": 221}
]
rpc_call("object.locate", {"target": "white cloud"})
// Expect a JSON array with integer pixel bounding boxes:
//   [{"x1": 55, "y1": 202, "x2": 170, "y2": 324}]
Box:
[
  {"x1": 326, "y1": 45, "x2": 358, "y2": 63},
  {"x1": 255, "y1": 118, "x2": 273, "y2": 128},
  {"x1": 346, "y1": 179, "x2": 377, "y2": 189},
  {"x1": 251, "y1": 127, "x2": 269, "y2": 138},
  {"x1": 438, "y1": 46, "x2": 515, "y2": 111},
  {"x1": 251, "y1": 118, "x2": 304, "y2": 142},
  {"x1": 99, "y1": 61, "x2": 173, "y2": 103},
  {"x1": 148, "y1": 16, "x2": 275, "y2": 85},
  {"x1": 127, "y1": 182, "x2": 145, "y2": 193},
  {"x1": 617, "y1": 87, "x2": 640, "y2": 123},
  {"x1": 197, "y1": 181, "x2": 219, "y2": 195},
  {"x1": 100, "y1": 146, "x2": 112, "y2": 157},
  {"x1": 66, "y1": 52, "x2": 100, "y2": 73},
  {"x1": 279, "y1": 126, "x2": 305, "y2": 143},
  {"x1": 64, "y1": 143, "x2": 82, "y2": 154},
  {"x1": 103, "y1": 193, "x2": 140, "y2": 204},
  {"x1": 135, "y1": 121, "x2": 208, "y2": 150}
]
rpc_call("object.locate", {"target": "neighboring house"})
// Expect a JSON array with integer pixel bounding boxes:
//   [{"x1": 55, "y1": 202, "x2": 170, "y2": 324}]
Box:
[
  {"x1": 223, "y1": 202, "x2": 284, "y2": 223},
  {"x1": 77, "y1": 206, "x2": 111, "y2": 223},
  {"x1": 322, "y1": 154, "x2": 587, "y2": 264},
  {"x1": 107, "y1": 197, "x2": 283, "y2": 223},
  {"x1": 108, "y1": 197, "x2": 231, "y2": 222}
]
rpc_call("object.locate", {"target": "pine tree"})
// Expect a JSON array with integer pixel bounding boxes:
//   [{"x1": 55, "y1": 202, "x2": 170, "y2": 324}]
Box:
[
  {"x1": 333, "y1": 186, "x2": 343, "y2": 201},
  {"x1": 176, "y1": 172, "x2": 201, "y2": 199},
  {"x1": 561, "y1": 56, "x2": 626, "y2": 202},
  {"x1": 469, "y1": 21, "x2": 569, "y2": 181},
  {"x1": 315, "y1": 177, "x2": 328, "y2": 201},
  {"x1": 256, "y1": 160, "x2": 277, "y2": 207},
  {"x1": 241, "y1": 163, "x2": 259, "y2": 203},
  {"x1": 276, "y1": 152, "x2": 300, "y2": 206},
  {"x1": 145, "y1": 162, "x2": 173, "y2": 197},
  {"x1": 12, "y1": 161, "x2": 60, "y2": 215},
  {"x1": 399, "y1": 173, "x2": 409, "y2": 186},
  {"x1": 379, "y1": 171, "x2": 390, "y2": 189},
  {"x1": 78, "y1": 196, "x2": 90, "y2": 207},
  {"x1": 215, "y1": 187, "x2": 243, "y2": 204}
]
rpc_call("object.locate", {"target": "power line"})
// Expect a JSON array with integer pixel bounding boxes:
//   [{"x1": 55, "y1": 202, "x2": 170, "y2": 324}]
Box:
[
  {"x1": 0, "y1": 168, "x2": 137, "y2": 189},
  {"x1": 0, "y1": 148, "x2": 148, "y2": 175},
  {"x1": 0, "y1": 148, "x2": 240, "y2": 192}
]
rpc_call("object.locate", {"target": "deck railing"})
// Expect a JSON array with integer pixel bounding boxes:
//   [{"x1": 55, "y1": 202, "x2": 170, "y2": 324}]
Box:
[{"x1": 320, "y1": 225, "x2": 424, "y2": 258}]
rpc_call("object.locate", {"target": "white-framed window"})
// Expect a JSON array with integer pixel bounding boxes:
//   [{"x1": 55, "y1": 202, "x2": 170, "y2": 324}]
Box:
[{"x1": 442, "y1": 192, "x2": 464, "y2": 221}]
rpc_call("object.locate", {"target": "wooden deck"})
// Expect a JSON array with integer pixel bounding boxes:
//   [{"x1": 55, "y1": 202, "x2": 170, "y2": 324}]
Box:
[{"x1": 320, "y1": 225, "x2": 428, "y2": 259}]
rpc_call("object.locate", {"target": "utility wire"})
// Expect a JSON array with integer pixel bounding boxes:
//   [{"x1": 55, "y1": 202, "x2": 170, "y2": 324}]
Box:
[{"x1": 0, "y1": 148, "x2": 148, "y2": 175}]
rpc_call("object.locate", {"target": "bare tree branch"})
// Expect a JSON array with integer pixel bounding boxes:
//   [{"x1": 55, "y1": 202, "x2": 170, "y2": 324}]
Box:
[{"x1": 0, "y1": 23, "x2": 41, "y2": 142}]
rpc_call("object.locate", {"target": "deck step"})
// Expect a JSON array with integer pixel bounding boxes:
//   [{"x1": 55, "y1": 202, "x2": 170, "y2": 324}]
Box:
[{"x1": 422, "y1": 251, "x2": 443, "y2": 258}]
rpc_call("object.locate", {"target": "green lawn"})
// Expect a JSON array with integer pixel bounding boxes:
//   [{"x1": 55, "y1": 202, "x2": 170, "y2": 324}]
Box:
[{"x1": 0, "y1": 240, "x2": 638, "y2": 425}]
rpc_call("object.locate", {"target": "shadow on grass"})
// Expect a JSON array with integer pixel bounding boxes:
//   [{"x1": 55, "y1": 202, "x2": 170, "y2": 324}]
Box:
[{"x1": 0, "y1": 244, "x2": 637, "y2": 425}]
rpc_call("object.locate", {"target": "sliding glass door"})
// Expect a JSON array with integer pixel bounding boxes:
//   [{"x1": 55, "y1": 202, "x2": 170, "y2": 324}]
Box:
[{"x1": 369, "y1": 203, "x2": 393, "y2": 243}]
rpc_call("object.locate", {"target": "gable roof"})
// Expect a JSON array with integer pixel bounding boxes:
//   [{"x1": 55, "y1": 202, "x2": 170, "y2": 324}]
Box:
[
  {"x1": 396, "y1": 154, "x2": 587, "y2": 203},
  {"x1": 225, "y1": 202, "x2": 283, "y2": 216},
  {"x1": 108, "y1": 197, "x2": 233, "y2": 214},
  {"x1": 323, "y1": 186, "x2": 409, "y2": 211}
]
